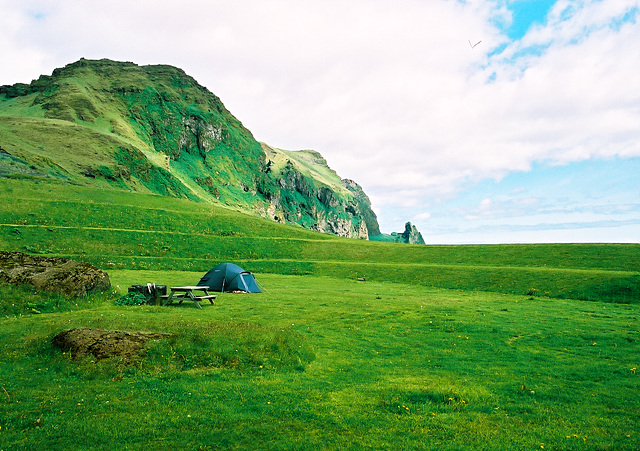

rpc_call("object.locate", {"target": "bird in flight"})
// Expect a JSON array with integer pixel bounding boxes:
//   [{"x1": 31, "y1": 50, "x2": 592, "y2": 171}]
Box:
[{"x1": 468, "y1": 39, "x2": 481, "y2": 49}]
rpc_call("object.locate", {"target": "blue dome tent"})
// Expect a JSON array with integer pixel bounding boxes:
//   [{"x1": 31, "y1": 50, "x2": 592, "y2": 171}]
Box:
[{"x1": 197, "y1": 263, "x2": 261, "y2": 293}]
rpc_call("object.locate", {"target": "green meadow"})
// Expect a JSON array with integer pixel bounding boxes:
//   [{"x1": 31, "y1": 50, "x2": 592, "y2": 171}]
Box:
[{"x1": 1, "y1": 178, "x2": 639, "y2": 450}]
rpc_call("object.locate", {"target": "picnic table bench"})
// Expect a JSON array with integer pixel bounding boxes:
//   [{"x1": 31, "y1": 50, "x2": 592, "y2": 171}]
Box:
[{"x1": 161, "y1": 286, "x2": 216, "y2": 309}]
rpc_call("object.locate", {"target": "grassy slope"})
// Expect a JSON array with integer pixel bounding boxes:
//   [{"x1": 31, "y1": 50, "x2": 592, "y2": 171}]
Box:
[
  {"x1": 0, "y1": 60, "x2": 256, "y2": 201},
  {"x1": 0, "y1": 116, "x2": 141, "y2": 189},
  {"x1": 262, "y1": 143, "x2": 351, "y2": 196},
  {"x1": 1, "y1": 178, "x2": 638, "y2": 303}
]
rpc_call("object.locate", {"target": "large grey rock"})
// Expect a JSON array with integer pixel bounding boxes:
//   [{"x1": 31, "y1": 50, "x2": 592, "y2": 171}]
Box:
[{"x1": 0, "y1": 251, "x2": 111, "y2": 296}]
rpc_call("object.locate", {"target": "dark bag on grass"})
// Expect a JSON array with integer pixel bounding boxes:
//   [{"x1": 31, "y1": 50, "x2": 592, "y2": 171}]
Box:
[{"x1": 127, "y1": 283, "x2": 167, "y2": 304}]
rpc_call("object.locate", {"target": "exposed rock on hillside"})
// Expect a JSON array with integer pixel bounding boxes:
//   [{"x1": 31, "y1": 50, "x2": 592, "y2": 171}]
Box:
[
  {"x1": 0, "y1": 251, "x2": 111, "y2": 296},
  {"x1": 343, "y1": 179, "x2": 381, "y2": 237},
  {"x1": 259, "y1": 144, "x2": 375, "y2": 239}
]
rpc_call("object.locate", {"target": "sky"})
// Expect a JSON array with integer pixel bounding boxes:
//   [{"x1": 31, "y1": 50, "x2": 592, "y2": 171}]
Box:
[{"x1": 1, "y1": 0, "x2": 639, "y2": 244}]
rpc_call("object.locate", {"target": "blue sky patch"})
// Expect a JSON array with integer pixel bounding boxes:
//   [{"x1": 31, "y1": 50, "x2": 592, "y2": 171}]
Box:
[
  {"x1": 610, "y1": 6, "x2": 639, "y2": 30},
  {"x1": 405, "y1": 157, "x2": 640, "y2": 243},
  {"x1": 504, "y1": 0, "x2": 557, "y2": 40}
]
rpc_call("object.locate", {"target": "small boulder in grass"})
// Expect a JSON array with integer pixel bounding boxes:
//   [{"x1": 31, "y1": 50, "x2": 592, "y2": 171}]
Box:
[{"x1": 52, "y1": 327, "x2": 172, "y2": 361}]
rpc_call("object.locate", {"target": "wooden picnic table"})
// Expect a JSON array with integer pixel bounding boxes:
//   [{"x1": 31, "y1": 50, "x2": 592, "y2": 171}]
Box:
[{"x1": 161, "y1": 286, "x2": 217, "y2": 309}]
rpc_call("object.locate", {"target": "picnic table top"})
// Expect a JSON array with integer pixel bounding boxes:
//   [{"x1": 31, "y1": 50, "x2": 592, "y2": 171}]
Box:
[{"x1": 170, "y1": 286, "x2": 210, "y2": 291}]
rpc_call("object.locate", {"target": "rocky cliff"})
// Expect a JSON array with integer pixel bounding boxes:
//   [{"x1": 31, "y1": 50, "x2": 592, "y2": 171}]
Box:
[{"x1": 259, "y1": 144, "x2": 375, "y2": 239}]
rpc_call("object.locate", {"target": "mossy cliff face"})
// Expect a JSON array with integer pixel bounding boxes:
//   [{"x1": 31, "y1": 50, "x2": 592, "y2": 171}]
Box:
[
  {"x1": 258, "y1": 145, "x2": 374, "y2": 239},
  {"x1": 342, "y1": 179, "x2": 381, "y2": 237},
  {"x1": 0, "y1": 58, "x2": 380, "y2": 239}
]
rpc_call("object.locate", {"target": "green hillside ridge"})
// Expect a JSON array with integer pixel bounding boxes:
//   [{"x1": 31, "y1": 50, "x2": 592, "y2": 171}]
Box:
[
  {"x1": 0, "y1": 58, "x2": 384, "y2": 239},
  {"x1": 262, "y1": 144, "x2": 348, "y2": 195}
]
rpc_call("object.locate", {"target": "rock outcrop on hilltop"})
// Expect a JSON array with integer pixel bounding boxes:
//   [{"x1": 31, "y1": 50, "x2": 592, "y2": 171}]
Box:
[
  {"x1": 342, "y1": 179, "x2": 381, "y2": 237},
  {"x1": 258, "y1": 144, "x2": 377, "y2": 239},
  {"x1": 400, "y1": 222, "x2": 426, "y2": 245},
  {"x1": 384, "y1": 222, "x2": 425, "y2": 245}
]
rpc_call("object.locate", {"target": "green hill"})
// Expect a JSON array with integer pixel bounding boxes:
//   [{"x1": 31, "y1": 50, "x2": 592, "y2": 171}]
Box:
[{"x1": 0, "y1": 58, "x2": 378, "y2": 238}]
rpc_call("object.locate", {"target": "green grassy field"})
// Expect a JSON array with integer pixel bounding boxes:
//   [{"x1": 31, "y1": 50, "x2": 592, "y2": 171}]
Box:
[
  {"x1": 0, "y1": 178, "x2": 639, "y2": 450},
  {"x1": 1, "y1": 274, "x2": 638, "y2": 450},
  {"x1": 1, "y1": 179, "x2": 638, "y2": 304}
]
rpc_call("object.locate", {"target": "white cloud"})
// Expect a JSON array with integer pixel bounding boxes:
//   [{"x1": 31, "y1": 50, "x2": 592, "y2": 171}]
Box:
[
  {"x1": 413, "y1": 212, "x2": 432, "y2": 222},
  {"x1": 0, "y1": 2, "x2": 55, "y2": 85}
]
